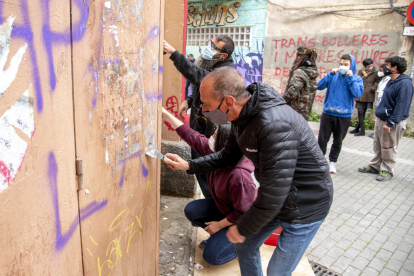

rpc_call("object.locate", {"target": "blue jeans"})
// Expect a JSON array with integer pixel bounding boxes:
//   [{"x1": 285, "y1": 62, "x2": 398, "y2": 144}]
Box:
[
  {"x1": 184, "y1": 198, "x2": 237, "y2": 265},
  {"x1": 235, "y1": 217, "x2": 324, "y2": 276}
]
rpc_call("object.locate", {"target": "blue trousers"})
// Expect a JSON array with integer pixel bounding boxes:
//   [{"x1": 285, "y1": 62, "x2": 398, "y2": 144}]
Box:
[
  {"x1": 184, "y1": 198, "x2": 237, "y2": 265},
  {"x1": 235, "y1": 217, "x2": 323, "y2": 276}
]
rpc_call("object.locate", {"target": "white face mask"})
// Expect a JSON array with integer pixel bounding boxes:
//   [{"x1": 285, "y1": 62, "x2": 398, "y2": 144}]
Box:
[
  {"x1": 378, "y1": 72, "x2": 384, "y2": 77},
  {"x1": 339, "y1": 65, "x2": 350, "y2": 75},
  {"x1": 208, "y1": 136, "x2": 215, "y2": 152}
]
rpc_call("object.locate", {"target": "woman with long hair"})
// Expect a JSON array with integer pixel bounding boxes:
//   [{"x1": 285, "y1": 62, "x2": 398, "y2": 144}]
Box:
[{"x1": 283, "y1": 46, "x2": 319, "y2": 121}]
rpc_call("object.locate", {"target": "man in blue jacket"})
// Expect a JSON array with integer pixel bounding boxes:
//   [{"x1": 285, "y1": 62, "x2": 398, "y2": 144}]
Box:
[
  {"x1": 358, "y1": 56, "x2": 413, "y2": 181},
  {"x1": 317, "y1": 54, "x2": 364, "y2": 174}
]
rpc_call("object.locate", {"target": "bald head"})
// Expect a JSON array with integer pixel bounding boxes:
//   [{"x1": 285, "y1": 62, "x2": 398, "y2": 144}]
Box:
[
  {"x1": 200, "y1": 67, "x2": 250, "y2": 122},
  {"x1": 202, "y1": 67, "x2": 249, "y2": 101}
]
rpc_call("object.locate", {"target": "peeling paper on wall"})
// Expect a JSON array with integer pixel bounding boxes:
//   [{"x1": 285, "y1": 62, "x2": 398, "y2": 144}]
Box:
[
  {"x1": 0, "y1": 90, "x2": 35, "y2": 192},
  {"x1": 0, "y1": 16, "x2": 28, "y2": 100}
]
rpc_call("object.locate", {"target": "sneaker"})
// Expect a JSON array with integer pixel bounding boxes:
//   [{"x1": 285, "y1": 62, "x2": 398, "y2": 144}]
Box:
[
  {"x1": 368, "y1": 133, "x2": 374, "y2": 139},
  {"x1": 199, "y1": 239, "x2": 208, "y2": 249},
  {"x1": 376, "y1": 171, "x2": 392, "y2": 181},
  {"x1": 358, "y1": 166, "x2": 379, "y2": 174},
  {"x1": 329, "y1": 162, "x2": 336, "y2": 174}
]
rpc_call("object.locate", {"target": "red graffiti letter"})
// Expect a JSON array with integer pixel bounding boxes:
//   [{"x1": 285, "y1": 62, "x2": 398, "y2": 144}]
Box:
[
  {"x1": 370, "y1": 34, "x2": 380, "y2": 45},
  {"x1": 322, "y1": 37, "x2": 328, "y2": 46},
  {"x1": 379, "y1": 35, "x2": 388, "y2": 46},
  {"x1": 361, "y1": 35, "x2": 370, "y2": 46}
]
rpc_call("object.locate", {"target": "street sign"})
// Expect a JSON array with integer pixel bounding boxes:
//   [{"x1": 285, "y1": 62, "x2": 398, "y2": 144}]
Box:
[
  {"x1": 403, "y1": 26, "x2": 414, "y2": 36},
  {"x1": 408, "y1": 1, "x2": 414, "y2": 25}
]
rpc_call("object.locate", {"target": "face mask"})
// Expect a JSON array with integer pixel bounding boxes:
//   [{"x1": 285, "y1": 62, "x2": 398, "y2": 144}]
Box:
[
  {"x1": 366, "y1": 67, "x2": 373, "y2": 72},
  {"x1": 339, "y1": 65, "x2": 349, "y2": 75},
  {"x1": 383, "y1": 67, "x2": 392, "y2": 76},
  {"x1": 202, "y1": 98, "x2": 228, "y2": 125},
  {"x1": 208, "y1": 136, "x2": 215, "y2": 152},
  {"x1": 378, "y1": 72, "x2": 384, "y2": 77},
  {"x1": 202, "y1": 46, "x2": 218, "y2": 61}
]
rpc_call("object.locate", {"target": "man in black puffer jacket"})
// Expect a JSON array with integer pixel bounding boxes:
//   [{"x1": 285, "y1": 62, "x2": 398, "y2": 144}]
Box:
[{"x1": 165, "y1": 67, "x2": 333, "y2": 276}]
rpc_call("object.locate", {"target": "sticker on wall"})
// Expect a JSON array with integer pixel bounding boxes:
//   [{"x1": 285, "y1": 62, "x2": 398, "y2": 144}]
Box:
[{"x1": 0, "y1": 15, "x2": 34, "y2": 193}]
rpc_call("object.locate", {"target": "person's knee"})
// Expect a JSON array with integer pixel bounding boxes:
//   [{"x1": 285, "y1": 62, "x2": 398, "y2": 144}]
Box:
[
  {"x1": 203, "y1": 247, "x2": 236, "y2": 266},
  {"x1": 184, "y1": 201, "x2": 197, "y2": 221}
]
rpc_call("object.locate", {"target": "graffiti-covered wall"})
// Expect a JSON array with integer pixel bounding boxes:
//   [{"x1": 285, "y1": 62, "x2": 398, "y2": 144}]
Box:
[
  {"x1": 0, "y1": 0, "x2": 163, "y2": 275},
  {"x1": 186, "y1": 0, "x2": 267, "y2": 86},
  {"x1": 263, "y1": 0, "x2": 413, "y2": 122}
]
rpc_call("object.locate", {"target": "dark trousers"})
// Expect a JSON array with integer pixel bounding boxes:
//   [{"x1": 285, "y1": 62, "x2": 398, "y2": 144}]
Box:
[
  {"x1": 184, "y1": 198, "x2": 237, "y2": 265},
  {"x1": 318, "y1": 113, "x2": 351, "y2": 163},
  {"x1": 191, "y1": 149, "x2": 212, "y2": 198}
]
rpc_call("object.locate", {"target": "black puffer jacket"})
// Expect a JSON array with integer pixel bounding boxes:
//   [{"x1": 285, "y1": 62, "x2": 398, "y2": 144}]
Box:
[
  {"x1": 188, "y1": 83, "x2": 333, "y2": 237},
  {"x1": 170, "y1": 50, "x2": 234, "y2": 137}
]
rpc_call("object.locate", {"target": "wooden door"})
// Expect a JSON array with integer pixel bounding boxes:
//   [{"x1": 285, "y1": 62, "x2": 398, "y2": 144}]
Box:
[
  {"x1": 70, "y1": 0, "x2": 163, "y2": 275},
  {"x1": 0, "y1": 0, "x2": 83, "y2": 275}
]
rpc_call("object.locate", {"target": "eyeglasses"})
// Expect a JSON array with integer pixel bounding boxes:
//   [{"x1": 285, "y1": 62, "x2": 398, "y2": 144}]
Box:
[{"x1": 208, "y1": 40, "x2": 225, "y2": 53}]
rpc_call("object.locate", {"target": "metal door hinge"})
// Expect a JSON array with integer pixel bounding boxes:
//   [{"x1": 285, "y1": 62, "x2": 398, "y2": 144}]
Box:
[{"x1": 76, "y1": 158, "x2": 84, "y2": 190}]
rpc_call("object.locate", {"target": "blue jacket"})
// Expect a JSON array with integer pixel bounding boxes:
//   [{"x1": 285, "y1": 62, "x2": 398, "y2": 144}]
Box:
[
  {"x1": 317, "y1": 55, "x2": 364, "y2": 117},
  {"x1": 375, "y1": 74, "x2": 413, "y2": 127}
]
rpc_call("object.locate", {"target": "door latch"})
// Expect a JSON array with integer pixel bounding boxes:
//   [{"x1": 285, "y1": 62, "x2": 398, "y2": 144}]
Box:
[{"x1": 76, "y1": 158, "x2": 83, "y2": 190}]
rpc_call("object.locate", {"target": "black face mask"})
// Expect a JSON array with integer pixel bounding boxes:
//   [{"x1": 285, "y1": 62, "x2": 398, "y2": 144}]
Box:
[{"x1": 383, "y1": 67, "x2": 392, "y2": 76}]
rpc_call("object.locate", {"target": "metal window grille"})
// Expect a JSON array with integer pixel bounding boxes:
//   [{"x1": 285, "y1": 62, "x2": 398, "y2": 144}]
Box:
[{"x1": 187, "y1": 26, "x2": 252, "y2": 47}]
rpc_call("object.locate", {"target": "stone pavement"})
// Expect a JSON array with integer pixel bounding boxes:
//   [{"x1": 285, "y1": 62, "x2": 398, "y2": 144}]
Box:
[{"x1": 306, "y1": 122, "x2": 414, "y2": 276}]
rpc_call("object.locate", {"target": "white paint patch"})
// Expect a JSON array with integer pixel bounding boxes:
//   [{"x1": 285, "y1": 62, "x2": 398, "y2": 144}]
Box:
[
  {"x1": 0, "y1": 16, "x2": 28, "y2": 100},
  {"x1": 108, "y1": 25, "x2": 119, "y2": 47},
  {"x1": 0, "y1": 89, "x2": 34, "y2": 192},
  {"x1": 105, "y1": 135, "x2": 115, "y2": 163},
  {"x1": 104, "y1": 1, "x2": 111, "y2": 9}
]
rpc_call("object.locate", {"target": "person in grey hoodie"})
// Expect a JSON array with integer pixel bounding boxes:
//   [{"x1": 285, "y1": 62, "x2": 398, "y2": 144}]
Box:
[{"x1": 358, "y1": 56, "x2": 413, "y2": 181}]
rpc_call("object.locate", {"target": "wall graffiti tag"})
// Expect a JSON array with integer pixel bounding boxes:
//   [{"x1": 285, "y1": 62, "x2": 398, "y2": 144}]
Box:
[
  {"x1": 263, "y1": 32, "x2": 401, "y2": 98},
  {"x1": 187, "y1": 2, "x2": 241, "y2": 27}
]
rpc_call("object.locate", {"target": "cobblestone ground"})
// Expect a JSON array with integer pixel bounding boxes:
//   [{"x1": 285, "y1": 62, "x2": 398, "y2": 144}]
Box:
[{"x1": 306, "y1": 122, "x2": 414, "y2": 276}]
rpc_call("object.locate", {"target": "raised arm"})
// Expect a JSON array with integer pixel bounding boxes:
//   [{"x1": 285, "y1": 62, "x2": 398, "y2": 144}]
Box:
[
  {"x1": 348, "y1": 75, "x2": 364, "y2": 99},
  {"x1": 317, "y1": 72, "x2": 334, "y2": 90},
  {"x1": 162, "y1": 108, "x2": 212, "y2": 156}
]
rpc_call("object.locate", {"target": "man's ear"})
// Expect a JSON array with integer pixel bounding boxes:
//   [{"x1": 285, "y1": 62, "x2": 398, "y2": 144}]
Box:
[
  {"x1": 221, "y1": 53, "x2": 228, "y2": 60},
  {"x1": 224, "y1": 96, "x2": 235, "y2": 108}
]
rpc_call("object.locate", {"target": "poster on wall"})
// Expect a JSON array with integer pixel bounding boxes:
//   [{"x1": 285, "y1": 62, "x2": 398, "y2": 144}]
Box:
[{"x1": 186, "y1": 0, "x2": 267, "y2": 86}]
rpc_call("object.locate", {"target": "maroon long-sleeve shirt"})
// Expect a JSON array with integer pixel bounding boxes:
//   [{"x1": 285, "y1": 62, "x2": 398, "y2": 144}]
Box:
[{"x1": 176, "y1": 124, "x2": 257, "y2": 224}]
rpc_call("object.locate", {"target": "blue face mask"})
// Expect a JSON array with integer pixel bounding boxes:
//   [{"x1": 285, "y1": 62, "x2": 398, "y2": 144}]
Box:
[
  {"x1": 202, "y1": 46, "x2": 219, "y2": 60},
  {"x1": 202, "y1": 97, "x2": 228, "y2": 125},
  {"x1": 339, "y1": 65, "x2": 350, "y2": 75}
]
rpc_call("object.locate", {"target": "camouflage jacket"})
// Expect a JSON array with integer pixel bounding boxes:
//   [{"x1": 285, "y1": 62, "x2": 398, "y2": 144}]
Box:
[{"x1": 283, "y1": 66, "x2": 319, "y2": 121}]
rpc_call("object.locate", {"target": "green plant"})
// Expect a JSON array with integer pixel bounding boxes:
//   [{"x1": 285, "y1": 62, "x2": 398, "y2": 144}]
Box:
[
  {"x1": 309, "y1": 111, "x2": 321, "y2": 122},
  {"x1": 403, "y1": 128, "x2": 414, "y2": 138},
  {"x1": 350, "y1": 110, "x2": 375, "y2": 130}
]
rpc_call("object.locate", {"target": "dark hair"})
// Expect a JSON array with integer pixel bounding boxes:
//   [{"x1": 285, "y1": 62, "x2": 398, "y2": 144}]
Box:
[
  {"x1": 204, "y1": 67, "x2": 249, "y2": 101},
  {"x1": 216, "y1": 35, "x2": 235, "y2": 56},
  {"x1": 341, "y1": 54, "x2": 352, "y2": 61},
  {"x1": 379, "y1": 64, "x2": 388, "y2": 72},
  {"x1": 385, "y1": 56, "x2": 407, "y2": 74},
  {"x1": 362, "y1": 58, "x2": 374, "y2": 67},
  {"x1": 188, "y1": 54, "x2": 194, "y2": 58},
  {"x1": 290, "y1": 46, "x2": 318, "y2": 75},
  {"x1": 215, "y1": 124, "x2": 231, "y2": 152}
]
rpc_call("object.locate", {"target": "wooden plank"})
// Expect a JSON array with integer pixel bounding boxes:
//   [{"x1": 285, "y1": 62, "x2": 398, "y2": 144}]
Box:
[
  {"x1": 0, "y1": 0, "x2": 83, "y2": 275},
  {"x1": 70, "y1": 0, "x2": 162, "y2": 275}
]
